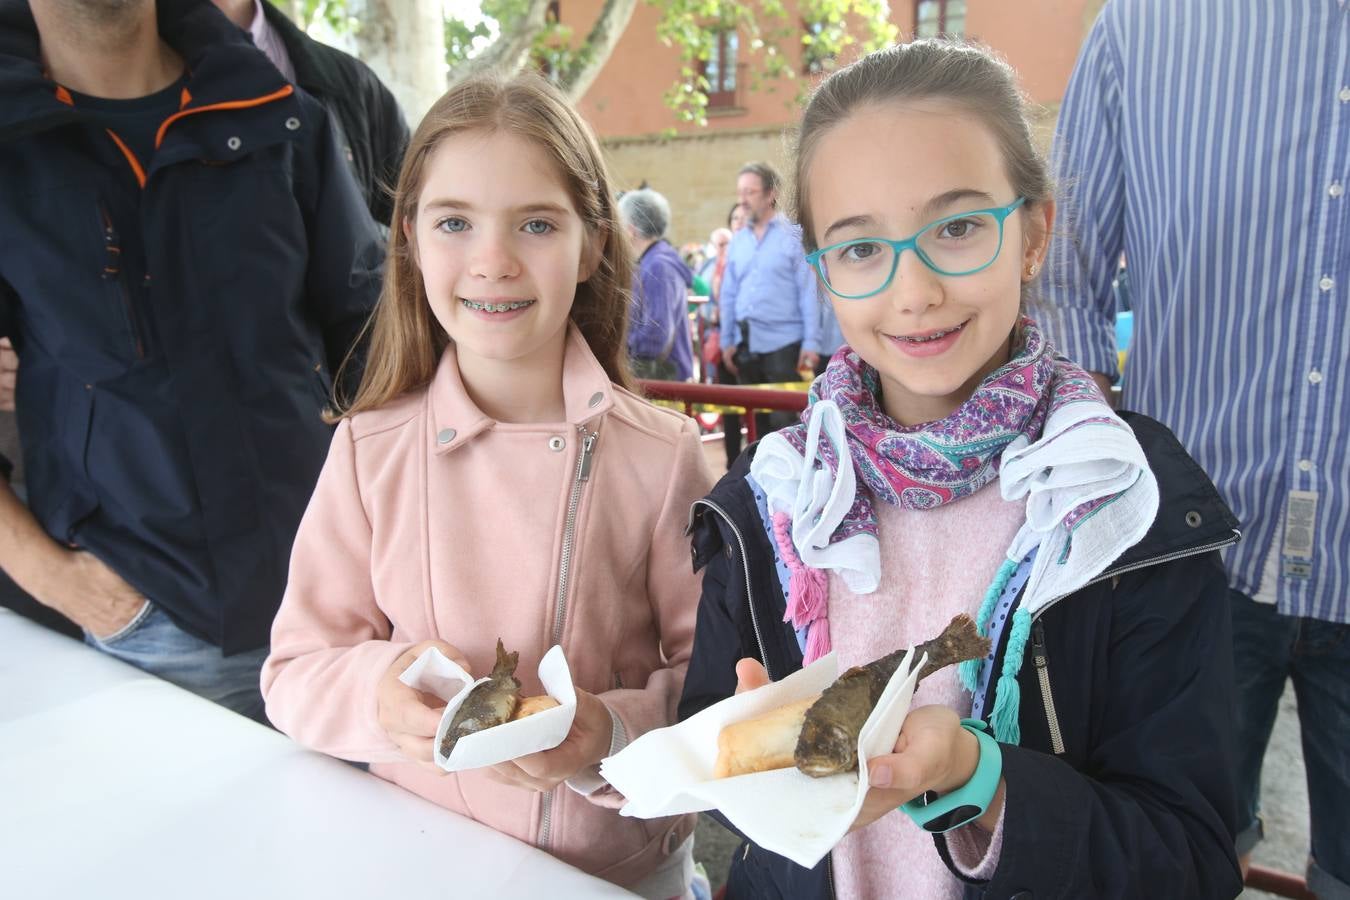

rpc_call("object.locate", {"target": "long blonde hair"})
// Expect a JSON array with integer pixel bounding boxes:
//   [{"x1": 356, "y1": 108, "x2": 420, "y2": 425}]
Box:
[{"x1": 335, "y1": 73, "x2": 634, "y2": 419}]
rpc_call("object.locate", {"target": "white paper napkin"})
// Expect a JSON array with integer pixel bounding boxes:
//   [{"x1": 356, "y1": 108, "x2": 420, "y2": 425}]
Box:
[
  {"x1": 399, "y1": 645, "x2": 578, "y2": 772},
  {"x1": 599, "y1": 647, "x2": 923, "y2": 868}
]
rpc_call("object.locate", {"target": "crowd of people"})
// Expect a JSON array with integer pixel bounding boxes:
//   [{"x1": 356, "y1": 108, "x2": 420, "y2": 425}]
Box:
[{"x1": 0, "y1": 1, "x2": 1345, "y2": 899}]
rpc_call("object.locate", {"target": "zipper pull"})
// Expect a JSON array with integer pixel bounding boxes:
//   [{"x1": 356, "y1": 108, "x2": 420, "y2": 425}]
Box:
[
  {"x1": 578, "y1": 429, "x2": 597, "y2": 482},
  {"x1": 1031, "y1": 620, "x2": 1048, "y2": 668}
]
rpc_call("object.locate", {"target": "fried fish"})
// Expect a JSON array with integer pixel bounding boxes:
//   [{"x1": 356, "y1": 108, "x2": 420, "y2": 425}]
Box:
[
  {"x1": 438, "y1": 639, "x2": 521, "y2": 759},
  {"x1": 793, "y1": 613, "x2": 991, "y2": 777}
]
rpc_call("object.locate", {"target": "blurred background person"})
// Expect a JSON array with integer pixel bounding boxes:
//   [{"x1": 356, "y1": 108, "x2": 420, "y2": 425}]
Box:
[{"x1": 619, "y1": 187, "x2": 694, "y2": 381}]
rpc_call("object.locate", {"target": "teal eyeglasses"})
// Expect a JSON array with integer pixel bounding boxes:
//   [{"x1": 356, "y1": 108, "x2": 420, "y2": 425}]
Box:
[{"x1": 806, "y1": 197, "x2": 1027, "y2": 300}]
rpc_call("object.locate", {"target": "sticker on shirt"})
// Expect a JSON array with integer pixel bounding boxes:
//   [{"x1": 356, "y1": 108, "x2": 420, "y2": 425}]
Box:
[{"x1": 1281, "y1": 490, "x2": 1318, "y2": 579}]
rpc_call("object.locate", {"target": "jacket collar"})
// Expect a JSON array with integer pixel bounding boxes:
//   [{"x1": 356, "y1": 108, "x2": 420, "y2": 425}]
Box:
[
  {"x1": 0, "y1": 0, "x2": 291, "y2": 144},
  {"x1": 429, "y1": 324, "x2": 617, "y2": 455}
]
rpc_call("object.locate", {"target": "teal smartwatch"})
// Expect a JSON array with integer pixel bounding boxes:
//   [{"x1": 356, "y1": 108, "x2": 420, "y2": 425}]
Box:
[{"x1": 898, "y1": 718, "x2": 1002, "y2": 833}]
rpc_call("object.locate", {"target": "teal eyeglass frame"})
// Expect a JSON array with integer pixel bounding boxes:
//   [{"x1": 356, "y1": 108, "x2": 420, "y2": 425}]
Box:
[{"x1": 806, "y1": 196, "x2": 1027, "y2": 300}]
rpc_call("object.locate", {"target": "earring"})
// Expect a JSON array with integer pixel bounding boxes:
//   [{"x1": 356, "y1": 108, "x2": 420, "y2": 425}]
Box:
[{"x1": 1026, "y1": 263, "x2": 1039, "y2": 277}]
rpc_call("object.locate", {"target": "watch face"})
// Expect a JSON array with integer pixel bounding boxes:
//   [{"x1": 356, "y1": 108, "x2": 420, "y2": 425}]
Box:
[{"x1": 922, "y1": 804, "x2": 982, "y2": 833}]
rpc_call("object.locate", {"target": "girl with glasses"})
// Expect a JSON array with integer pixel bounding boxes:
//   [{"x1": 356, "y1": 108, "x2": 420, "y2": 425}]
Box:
[{"x1": 679, "y1": 40, "x2": 1242, "y2": 899}]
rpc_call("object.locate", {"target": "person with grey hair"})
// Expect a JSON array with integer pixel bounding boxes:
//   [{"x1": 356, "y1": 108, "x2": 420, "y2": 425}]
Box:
[{"x1": 618, "y1": 188, "x2": 694, "y2": 381}]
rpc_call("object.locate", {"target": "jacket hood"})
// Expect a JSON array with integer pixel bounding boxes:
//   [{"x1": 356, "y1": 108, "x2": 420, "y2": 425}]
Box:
[{"x1": 0, "y1": 0, "x2": 289, "y2": 143}]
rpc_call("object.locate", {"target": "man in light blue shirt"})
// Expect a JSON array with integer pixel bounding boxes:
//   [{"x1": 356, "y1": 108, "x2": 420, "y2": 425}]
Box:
[
  {"x1": 1046, "y1": 2, "x2": 1350, "y2": 893},
  {"x1": 718, "y1": 162, "x2": 821, "y2": 445}
]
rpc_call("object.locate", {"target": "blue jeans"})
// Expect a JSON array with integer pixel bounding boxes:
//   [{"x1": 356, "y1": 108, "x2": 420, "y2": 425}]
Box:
[
  {"x1": 1231, "y1": 590, "x2": 1350, "y2": 898},
  {"x1": 84, "y1": 600, "x2": 269, "y2": 724}
]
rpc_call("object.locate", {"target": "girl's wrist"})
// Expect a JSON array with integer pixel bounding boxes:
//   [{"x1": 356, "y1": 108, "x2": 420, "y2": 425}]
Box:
[{"x1": 935, "y1": 726, "x2": 983, "y2": 795}]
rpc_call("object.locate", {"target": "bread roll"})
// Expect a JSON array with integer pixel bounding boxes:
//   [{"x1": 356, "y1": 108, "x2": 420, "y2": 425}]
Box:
[
  {"x1": 713, "y1": 694, "x2": 821, "y2": 778},
  {"x1": 510, "y1": 694, "x2": 561, "y2": 721}
]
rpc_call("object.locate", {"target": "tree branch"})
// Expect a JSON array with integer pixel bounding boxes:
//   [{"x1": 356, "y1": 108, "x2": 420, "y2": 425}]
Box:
[
  {"x1": 556, "y1": 0, "x2": 639, "y2": 101},
  {"x1": 448, "y1": 0, "x2": 552, "y2": 85}
]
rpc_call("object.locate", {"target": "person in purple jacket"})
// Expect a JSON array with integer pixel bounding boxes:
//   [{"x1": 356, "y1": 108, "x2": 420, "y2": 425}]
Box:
[{"x1": 618, "y1": 188, "x2": 694, "y2": 381}]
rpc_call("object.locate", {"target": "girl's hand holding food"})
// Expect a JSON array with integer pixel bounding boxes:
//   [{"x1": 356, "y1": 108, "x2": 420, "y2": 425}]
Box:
[
  {"x1": 852, "y1": 705, "x2": 1001, "y2": 833},
  {"x1": 377, "y1": 639, "x2": 468, "y2": 771},
  {"x1": 484, "y1": 687, "x2": 614, "y2": 792}
]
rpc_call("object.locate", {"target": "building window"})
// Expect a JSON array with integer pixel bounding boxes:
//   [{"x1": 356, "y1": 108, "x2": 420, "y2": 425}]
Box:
[
  {"x1": 916, "y1": 0, "x2": 966, "y2": 38},
  {"x1": 702, "y1": 29, "x2": 739, "y2": 108}
]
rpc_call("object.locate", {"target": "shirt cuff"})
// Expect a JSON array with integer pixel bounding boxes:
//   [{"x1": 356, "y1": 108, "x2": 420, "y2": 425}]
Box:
[
  {"x1": 565, "y1": 702, "x2": 628, "y2": 796},
  {"x1": 945, "y1": 802, "x2": 1005, "y2": 880}
]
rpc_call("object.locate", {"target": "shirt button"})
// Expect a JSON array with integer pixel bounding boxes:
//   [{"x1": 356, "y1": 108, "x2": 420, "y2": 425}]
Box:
[
  {"x1": 1319, "y1": 276, "x2": 1334, "y2": 292},
  {"x1": 437, "y1": 428, "x2": 456, "y2": 444},
  {"x1": 548, "y1": 436, "x2": 566, "y2": 452},
  {"x1": 1309, "y1": 370, "x2": 1323, "y2": 384},
  {"x1": 1331, "y1": 182, "x2": 1345, "y2": 199},
  {"x1": 1340, "y1": 86, "x2": 1350, "y2": 102},
  {"x1": 1298, "y1": 459, "x2": 1313, "y2": 473}
]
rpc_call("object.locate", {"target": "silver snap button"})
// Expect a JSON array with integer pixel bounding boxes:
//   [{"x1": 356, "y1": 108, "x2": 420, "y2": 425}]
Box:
[
  {"x1": 588, "y1": 391, "x2": 604, "y2": 408},
  {"x1": 1184, "y1": 511, "x2": 1202, "y2": 528},
  {"x1": 285, "y1": 117, "x2": 301, "y2": 131},
  {"x1": 548, "y1": 436, "x2": 566, "y2": 452},
  {"x1": 437, "y1": 428, "x2": 456, "y2": 444},
  {"x1": 226, "y1": 136, "x2": 241, "y2": 151}
]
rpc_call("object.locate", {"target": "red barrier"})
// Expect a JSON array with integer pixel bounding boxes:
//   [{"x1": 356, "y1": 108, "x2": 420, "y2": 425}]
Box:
[
  {"x1": 639, "y1": 380, "x2": 808, "y2": 442},
  {"x1": 1246, "y1": 865, "x2": 1314, "y2": 899}
]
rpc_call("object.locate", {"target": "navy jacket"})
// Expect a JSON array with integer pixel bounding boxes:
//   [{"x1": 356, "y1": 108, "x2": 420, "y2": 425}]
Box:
[
  {"x1": 260, "y1": 0, "x2": 408, "y2": 227},
  {"x1": 680, "y1": 412, "x2": 1244, "y2": 899},
  {"x1": 0, "y1": 0, "x2": 383, "y2": 653}
]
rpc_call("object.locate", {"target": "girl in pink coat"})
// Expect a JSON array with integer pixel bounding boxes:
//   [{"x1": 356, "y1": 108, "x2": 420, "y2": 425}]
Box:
[{"x1": 261, "y1": 74, "x2": 713, "y2": 898}]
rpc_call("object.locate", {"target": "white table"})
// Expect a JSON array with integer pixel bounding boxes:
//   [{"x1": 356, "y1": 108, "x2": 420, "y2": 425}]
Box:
[{"x1": 0, "y1": 609, "x2": 633, "y2": 898}]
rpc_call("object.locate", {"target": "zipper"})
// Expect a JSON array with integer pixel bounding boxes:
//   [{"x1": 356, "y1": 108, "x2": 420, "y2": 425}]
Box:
[
  {"x1": 1029, "y1": 530, "x2": 1240, "y2": 625},
  {"x1": 1031, "y1": 620, "x2": 1065, "y2": 755},
  {"x1": 97, "y1": 202, "x2": 146, "y2": 359},
  {"x1": 1020, "y1": 529, "x2": 1239, "y2": 756},
  {"x1": 689, "y1": 498, "x2": 772, "y2": 679},
  {"x1": 539, "y1": 423, "x2": 598, "y2": 852}
]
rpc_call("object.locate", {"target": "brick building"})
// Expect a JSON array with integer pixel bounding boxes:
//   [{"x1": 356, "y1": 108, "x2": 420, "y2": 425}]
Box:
[{"x1": 562, "y1": 0, "x2": 1103, "y2": 247}]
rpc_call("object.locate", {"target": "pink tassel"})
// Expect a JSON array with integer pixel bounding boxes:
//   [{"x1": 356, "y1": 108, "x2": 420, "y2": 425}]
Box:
[
  {"x1": 804, "y1": 616, "x2": 831, "y2": 664},
  {"x1": 772, "y1": 511, "x2": 831, "y2": 632},
  {"x1": 786, "y1": 565, "x2": 829, "y2": 630}
]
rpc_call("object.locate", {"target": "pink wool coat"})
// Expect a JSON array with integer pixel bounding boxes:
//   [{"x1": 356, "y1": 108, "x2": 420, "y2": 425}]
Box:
[{"x1": 262, "y1": 327, "x2": 712, "y2": 887}]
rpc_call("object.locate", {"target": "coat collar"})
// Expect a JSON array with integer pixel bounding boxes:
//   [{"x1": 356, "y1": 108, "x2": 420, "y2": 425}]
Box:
[
  {"x1": 0, "y1": 0, "x2": 292, "y2": 144},
  {"x1": 429, "y1": 324, "x2": 617, "y2": 455}
]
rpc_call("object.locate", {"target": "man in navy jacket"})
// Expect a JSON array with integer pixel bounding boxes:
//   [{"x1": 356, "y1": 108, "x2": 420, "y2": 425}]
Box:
[{"x1": 0, "y1": 0, "x2": 382, "y2": 720}]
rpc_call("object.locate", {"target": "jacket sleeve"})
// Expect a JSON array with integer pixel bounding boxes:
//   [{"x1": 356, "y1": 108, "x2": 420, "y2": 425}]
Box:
[
  {"x1": 592, "y1": 418, "x2": 713, "y2": 778},
  {"x1": 297, "y1": 104, "x2": 385, "y2": 401},
  {"x1": 941, "y1": 550, "x2": 1242, "y2": 899},
  {"x1": 260, "y1": 418, "x2": 412, "y2": 763},
  {"x1": 1041, "y1": 10, "x2": 1125, "y2": 378}
]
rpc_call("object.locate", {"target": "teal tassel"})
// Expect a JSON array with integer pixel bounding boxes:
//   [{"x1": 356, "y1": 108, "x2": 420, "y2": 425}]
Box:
[
  {"x1": 959, "y1": 558, "x2": 1018, "y2": 693},
  {"x1": 990, "y1": 606, "x2": 1033, "y2": 744}
]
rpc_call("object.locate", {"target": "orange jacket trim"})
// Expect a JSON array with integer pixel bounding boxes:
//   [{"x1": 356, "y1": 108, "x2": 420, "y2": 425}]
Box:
[{"x1": 154, "y1": 83, "x2": 294, "y2": 150}]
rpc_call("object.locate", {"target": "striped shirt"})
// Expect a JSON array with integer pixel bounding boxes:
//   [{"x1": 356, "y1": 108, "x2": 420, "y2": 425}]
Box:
[{"x1": 1044, "y1": 0, "x2": 1350, "y2": 623}]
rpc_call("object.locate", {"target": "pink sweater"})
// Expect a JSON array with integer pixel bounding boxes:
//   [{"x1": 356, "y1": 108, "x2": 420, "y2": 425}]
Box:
[{"x1": 829, "y1": 483, "x2": 1023, "y2": 900}]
